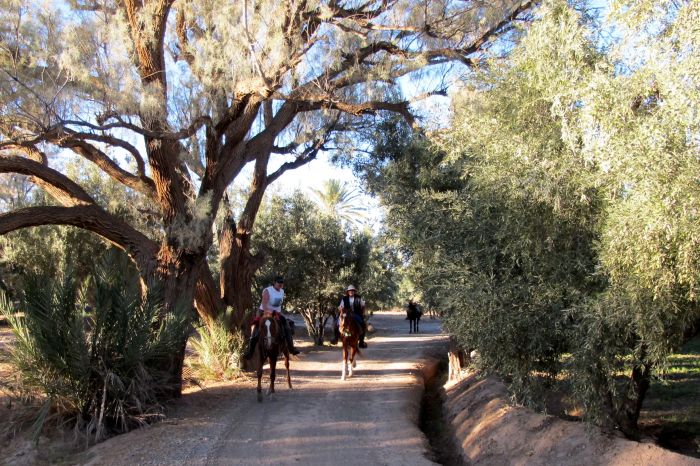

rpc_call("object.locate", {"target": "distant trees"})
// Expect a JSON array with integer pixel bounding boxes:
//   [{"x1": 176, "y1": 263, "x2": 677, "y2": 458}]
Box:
[
  {"x1": 253, "y1": 191, "x2": 397, "y2": 345},
  {"x1": 311, "y1": 180, "x2": 367, "y2": 230},
  {"x1": 361, "y1": 0, "x2": 700, "y2": 438}
]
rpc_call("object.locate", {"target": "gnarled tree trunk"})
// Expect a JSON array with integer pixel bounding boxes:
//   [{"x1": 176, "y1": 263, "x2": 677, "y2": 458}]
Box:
[{"x1": 220, "y1": 220, "x2": 266, "y2": 332}]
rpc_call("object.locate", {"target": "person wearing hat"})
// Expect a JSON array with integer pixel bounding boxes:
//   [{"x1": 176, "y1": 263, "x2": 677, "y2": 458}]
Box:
[
  {"x1": 243, "y1": 276, "x2": 301, "y2": 359},
  {"x1": 334, "y1": 284, "x2": 368, "y2": 348}
]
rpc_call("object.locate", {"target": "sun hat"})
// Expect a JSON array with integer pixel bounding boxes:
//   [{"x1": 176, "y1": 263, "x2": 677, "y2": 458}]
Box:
[{"x1": 345, "y1": 285, "x2": 357, "y2": 292}]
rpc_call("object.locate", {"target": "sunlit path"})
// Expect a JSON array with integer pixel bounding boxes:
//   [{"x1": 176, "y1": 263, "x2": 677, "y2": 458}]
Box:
[{"x1": 82, "y1": 312, "x2": 448, "y2": 466}]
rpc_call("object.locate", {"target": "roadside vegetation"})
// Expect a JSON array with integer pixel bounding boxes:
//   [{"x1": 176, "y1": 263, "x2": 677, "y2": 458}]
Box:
[
  {"x1": 351, "y1": 0, "x2": 700, "y2": 449},
  {"x1": 0, "y1": 252, "x2": 190, "y2": 443}
]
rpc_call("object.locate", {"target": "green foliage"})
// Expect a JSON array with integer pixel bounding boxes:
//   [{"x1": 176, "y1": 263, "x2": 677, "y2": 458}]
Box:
[
  {"x1": 362, "y1": 0, "x2": 700, "y2": 435},
  {"x1": 311, "y1": 179, "x2": 368, "y2": 230},
  {"x1": 358, "y1": 232, "x2": 402, "y2": 310},
  {"x1": 0, "y1": 250, "x2": 190, "y2": 442},
  {"x1": 187, "y1": 309, "x2": 245, "y2": 381}
]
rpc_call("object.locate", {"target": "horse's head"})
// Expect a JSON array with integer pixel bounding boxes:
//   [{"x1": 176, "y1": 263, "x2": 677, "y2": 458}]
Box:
[{"x1": 339, "y1": 309, "x2": 358, "y2": 336}]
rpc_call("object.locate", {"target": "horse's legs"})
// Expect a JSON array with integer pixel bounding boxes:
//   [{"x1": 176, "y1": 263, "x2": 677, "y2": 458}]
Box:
[
  {"x1": 409, "y1": 318, "x2": 413, "y2": 334},
  {"x1": 268, "y1": 355, "x2": 277, "y2": 396},
  {"x1": 284, "y1": 351, "x2": 292, "y2": 389},
  {"x1": 349, "y1": 344, "x2": 356, "y2": 376},
  {"x1": 256, "y1": 359, "x2": 264, "y2": 403},
  {"x1": 341, "y1": 343, "x2": 347, "y2": 380},
  {"x1": 416, "y1": 318, "x2": 420, "y2": 333}
]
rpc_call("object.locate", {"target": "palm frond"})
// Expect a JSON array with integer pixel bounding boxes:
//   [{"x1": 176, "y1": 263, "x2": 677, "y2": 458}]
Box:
[{"x1": 0, "y1": 248, "x2": 190, "y2": 443}]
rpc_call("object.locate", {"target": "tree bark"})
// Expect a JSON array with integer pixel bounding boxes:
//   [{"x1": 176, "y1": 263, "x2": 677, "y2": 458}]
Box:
[
  {"x1": 194, "y1": 266, "x2": 226, "y2": 329},
  {"x1": 219, "y1": 152, "x2": 270, "y2": 332},
  {"x1": 220, "y1": 219, "x2": 265, "y2": 332},
  {"x1": 152, "y1": 243, "x2": 207, "y2": 397},
  {"x1": 613, "y1": 362, "x2": 652, "y2": 440}
]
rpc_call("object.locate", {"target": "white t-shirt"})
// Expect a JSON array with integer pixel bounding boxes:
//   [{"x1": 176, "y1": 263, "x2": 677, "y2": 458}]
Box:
[{"x1": 260, "y1": 286, "x2": 284, "y2": 312}]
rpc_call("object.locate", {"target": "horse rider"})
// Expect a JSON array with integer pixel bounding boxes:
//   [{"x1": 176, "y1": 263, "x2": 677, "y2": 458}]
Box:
[
  {"x1": 335, "y1": 284, "x2": 368, "y2": 348},
  {"x1": 243, "y1": 276, "x2": 301, "y2": 359}
]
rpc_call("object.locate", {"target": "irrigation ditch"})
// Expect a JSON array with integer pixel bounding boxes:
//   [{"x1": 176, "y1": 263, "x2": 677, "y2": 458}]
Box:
[{"x1": 420, "y1": 357, "x2": 465, "y2": 466}]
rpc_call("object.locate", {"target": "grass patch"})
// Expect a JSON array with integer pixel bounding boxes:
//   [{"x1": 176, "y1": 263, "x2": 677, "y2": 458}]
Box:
[
  {"x1": 185, "y1": 314, "x2": 246, "y2": 383},
  {"x1": 640, "y1": 335, "x2": 700, "y2": 457}
]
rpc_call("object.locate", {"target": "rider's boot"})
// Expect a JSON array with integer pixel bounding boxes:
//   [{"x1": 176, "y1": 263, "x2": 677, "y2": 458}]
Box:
[
  {"x1": 359, "y1": 332, "x2": 367, "y2": 348},
  {"x1": 283, "y1": 321, "x2": 301, "y2": 355},
  {"x1": 243, "y1": 327, "x2": 259, "y2": 360}
]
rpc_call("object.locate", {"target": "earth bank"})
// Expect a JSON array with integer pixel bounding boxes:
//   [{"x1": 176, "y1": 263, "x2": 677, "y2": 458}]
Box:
[{"x1": 442, "y1": 372, "x2": 700, "y2": 465}]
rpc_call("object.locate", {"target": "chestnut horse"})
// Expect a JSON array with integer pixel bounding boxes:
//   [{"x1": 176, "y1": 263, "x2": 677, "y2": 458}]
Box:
[
  {"x1": 256, "y1": 313, "x2": 292, "y2": 402},
  {"x1": 339, "y1": 309, "x2": 362, "y2": 380}
]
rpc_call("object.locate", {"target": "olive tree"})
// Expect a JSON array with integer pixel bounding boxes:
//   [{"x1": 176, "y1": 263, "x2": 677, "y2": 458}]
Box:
[
  {"x1": 564, "y1": 0, "x2": 700, "y2": 436},
  {"x1": 361, "y1": 0, "x2": 700, "y2": 438}
]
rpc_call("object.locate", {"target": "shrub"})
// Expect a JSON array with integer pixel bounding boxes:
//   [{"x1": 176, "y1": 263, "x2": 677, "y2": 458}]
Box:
[
  {"x1": 187, "y1": 309, "x2": 245, "y2": 381},
  {"x1": 0, "y1": 251, "x2": 189, "y2": 443}
]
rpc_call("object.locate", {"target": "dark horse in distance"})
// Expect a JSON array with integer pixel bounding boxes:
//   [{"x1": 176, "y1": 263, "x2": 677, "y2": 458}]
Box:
[
  {"x1": 406, "y1": 300, "x2": 421, "y2": 334},
  {"x1": 339, "y1": 308, "x2": 362, "y2": 380},
  {"x1": 255, "y1": 312, "x2": 292, "y2": 402}
]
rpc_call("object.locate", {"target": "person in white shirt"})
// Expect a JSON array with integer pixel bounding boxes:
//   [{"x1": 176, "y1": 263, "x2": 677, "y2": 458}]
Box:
[
  {"x1": 243, "y1": 276, "x2": 300, "y2": 359},
  {"x1": 335, "y1": 284, "x2": 368, "y2": 348}
]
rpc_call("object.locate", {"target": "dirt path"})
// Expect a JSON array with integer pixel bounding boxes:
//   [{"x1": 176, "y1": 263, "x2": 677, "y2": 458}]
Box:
[{"x1": 79, "y1": 312, "x2": 448, "y2": 466}]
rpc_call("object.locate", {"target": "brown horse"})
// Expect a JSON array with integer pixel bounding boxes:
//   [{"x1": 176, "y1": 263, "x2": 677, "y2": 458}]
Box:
[
  {"x1": 256, "y1": 312, "x2": 292, "y2": 402},
  {"x1": 339, "y1": 309, "x2": 362, "y2": 380}
]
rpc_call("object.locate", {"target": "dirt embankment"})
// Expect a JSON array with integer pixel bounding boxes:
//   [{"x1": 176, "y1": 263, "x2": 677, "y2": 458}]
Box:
[{"x1": 443, "y1": 373, "x2": 700, "y2": 465}]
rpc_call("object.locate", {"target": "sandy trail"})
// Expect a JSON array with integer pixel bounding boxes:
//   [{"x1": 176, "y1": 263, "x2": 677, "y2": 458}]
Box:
[{"x1": 80, "y1": 312, "x2": 448, "y2": 466}]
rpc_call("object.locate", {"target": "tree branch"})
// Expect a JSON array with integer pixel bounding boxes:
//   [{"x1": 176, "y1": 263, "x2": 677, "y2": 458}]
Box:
[
  {"x1": 63, "y1": 131, "x2": 149, "y2": 179},
  {"x1": 0, "y1": 154, "x2": 95, "y2": 206},
  {"x1": 297, "y1": 98, "x2": 416, "y2": 127},
  {"x1": 57, "y1": 137, "x2": 156, "y2": 198},
  {"x1": 60, "y1": 115, "x2": 212, "y2": 141},
  {"x1": 0, "y1": 142, "x2": 47, "y2": 164},
  {"x1": 267, "y1": 138, "x2": 326, "y2": 185},
  {"x1": 0, "y1": 205, "x2": 159, "y2": 271}
]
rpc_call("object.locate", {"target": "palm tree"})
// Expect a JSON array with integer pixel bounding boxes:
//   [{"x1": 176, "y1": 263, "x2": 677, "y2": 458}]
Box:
[{"x1": 311, "y1": 180, "x2": 368, "y2": 229}]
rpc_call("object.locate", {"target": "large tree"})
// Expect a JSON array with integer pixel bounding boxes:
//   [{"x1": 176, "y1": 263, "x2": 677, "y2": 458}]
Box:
[{"x1": 0, "y1": 0, "x2": 532, "y2": 393}]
